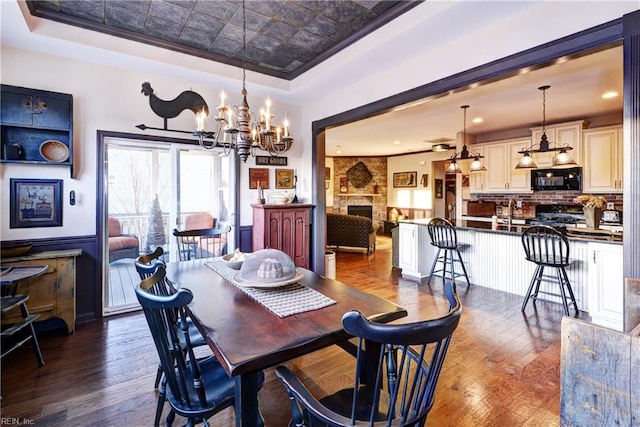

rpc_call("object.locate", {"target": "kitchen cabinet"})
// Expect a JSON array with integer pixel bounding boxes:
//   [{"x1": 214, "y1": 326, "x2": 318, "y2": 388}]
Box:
[
  {"x1": 588, "y1": 242, "x2": 623, "y2": 331},
  {"x1": 530, "y1": 120, "x2": 586, "y2": 168},
  {"x1": 480, "y1": 139, "x2": 532, "y2": 193},
  {"x1": 252, "y1": 204, "x2": 313, "y2": 269},
  {"x1": 0, "y1": 84, "x2": 74, "y2": 177},
  {"x1": 2, "y1": 249, "x2": 81, "y2": 333},
  {"x1": 397, "y1": 222, "x2": 436, "y2": 281},
  {"x1": 583, "y1": 125, "x2": 623, "y2": 193}
]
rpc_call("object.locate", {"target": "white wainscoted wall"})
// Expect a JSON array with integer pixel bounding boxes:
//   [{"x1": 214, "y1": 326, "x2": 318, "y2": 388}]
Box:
[{"x1": 455, "y1": 228, "x2": 591, "y2": 311}]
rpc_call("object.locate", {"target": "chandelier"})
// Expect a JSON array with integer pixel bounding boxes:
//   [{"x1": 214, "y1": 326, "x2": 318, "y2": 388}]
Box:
[
  {"x1": 193, "y1": 0, "x2": 293, "y2": 162},
  {"x1": 446, "y1": 105, "x2": 486, "y2": 174},
  {"x1": 515, "y1": 85, "x2": 576, "y2": 169}
]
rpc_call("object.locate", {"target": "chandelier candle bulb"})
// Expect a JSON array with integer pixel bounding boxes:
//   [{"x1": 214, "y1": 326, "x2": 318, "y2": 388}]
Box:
[
  {"x1": 196, "y1": 110, "x2": 206, "y2": 132},
  {"x1": 283, "y1": 119, "x2": 289, "y2": 137}
]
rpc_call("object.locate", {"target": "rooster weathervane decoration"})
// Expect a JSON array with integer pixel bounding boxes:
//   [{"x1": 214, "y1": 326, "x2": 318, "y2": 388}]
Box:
[{"x1": 136, "y1": 82, "x2": 215, "y2": 139}]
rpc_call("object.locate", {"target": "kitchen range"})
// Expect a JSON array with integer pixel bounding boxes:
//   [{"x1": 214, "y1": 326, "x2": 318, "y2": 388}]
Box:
[{"x1": 527, "y1": 204, "x2": 623, "y2": 236}]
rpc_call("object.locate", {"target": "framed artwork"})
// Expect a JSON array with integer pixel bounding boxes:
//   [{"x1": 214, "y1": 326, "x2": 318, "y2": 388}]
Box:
[
  {"x1": 339, "y1": 177, "x2": 349, "y2": 193},
  {"x1": 420, "y1": 174, "x2": 429, "y2": 187},
  {"x1": 249, "y1": 168, "x2": 269, "y2": 189},
  {"x1": 393, "y1": 171, "x2": 417, "y2": 188},
  {"x1": 435, "y1": 179, "x2": 443, "y2": 198},
  {"x1": 275, "y1": 168, "x2": 294, "y2": 189},
  {"x1": 325, "y1": 167, "x2": 331, "y2": 181},
  {"x1": 10, "y1": 178, "x2": 63, "y2": 228}
]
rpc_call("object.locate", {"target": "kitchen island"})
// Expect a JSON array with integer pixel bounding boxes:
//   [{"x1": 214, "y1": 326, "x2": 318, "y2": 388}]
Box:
[{"x1": 398, "y1": 218, "x2": 623, "y2": 330}]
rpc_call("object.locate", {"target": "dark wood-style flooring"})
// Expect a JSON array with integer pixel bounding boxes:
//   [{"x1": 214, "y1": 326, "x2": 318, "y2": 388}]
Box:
[{"x1": 1, "y1": 241, "x2": 589, "y2": 426}]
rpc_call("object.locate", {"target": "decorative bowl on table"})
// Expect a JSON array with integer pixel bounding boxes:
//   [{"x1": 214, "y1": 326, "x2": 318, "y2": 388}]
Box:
[
  {"x1": 233, "y1": 249, "x2": 303, "y2": 288},
  {"x1": 270, "y1": 193, "x2": 291, "y2": 204},
  {"x1": 1, "y1": 242, "x2": 33, "y2": 258},
  {"x1": 40, "y1": 140, "x2": 70, "y2": 162},
  {"x1": 221, "y1": 251, "x2": 246, "y2": 270}
]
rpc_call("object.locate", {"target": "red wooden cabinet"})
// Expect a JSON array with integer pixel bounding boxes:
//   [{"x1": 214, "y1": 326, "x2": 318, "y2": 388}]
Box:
[{"x1": 252, "y1": 204, "x2": 313, "y2": 268}]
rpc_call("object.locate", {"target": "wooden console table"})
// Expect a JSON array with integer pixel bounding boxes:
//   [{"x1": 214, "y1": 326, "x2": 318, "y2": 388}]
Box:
[{"x1": 2, "y1": 249, "x2": 81, "y2": 333}]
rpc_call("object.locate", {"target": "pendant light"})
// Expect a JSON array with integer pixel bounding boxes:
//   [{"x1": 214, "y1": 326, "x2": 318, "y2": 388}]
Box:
[
  {"x1": 447, "y1": 105, "x2": 486, "y2": 174},
  {"x1": 516, "y1": 85, "x2": 575, "y2": 169}
]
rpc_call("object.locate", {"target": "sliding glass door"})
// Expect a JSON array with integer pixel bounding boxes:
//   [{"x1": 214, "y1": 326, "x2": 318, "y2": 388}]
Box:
[{"x1": 103, "y1": 137, "x2": 234, "y2": 315}]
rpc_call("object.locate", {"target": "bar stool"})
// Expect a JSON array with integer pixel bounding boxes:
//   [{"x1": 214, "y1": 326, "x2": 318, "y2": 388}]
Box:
[
  {"x1": 1, "y1": 265, "x2": 47, "y2": 367},
  {"x1": 521, "y1": 225, "x2": 578, "y2": 316},
  {"x1": 427, "y1": 217, "x2": 471, "y2": 286}
]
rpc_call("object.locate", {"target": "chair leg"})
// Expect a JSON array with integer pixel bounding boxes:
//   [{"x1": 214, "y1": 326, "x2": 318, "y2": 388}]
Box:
[
  {"x1": 154, "y1": 364, "x2": 163, "y2": 389},
  {"x1": 561, "y1": 267, "x2": 579, "y2": 314},
  {"x1": 20, "y1": 302, "x2": 44, "y2": 366},
  {"x1": 522, "y1": 265, "x2": 542, "y2": 311},
  {"x1": 455, "y1": 249, "x2": 471, "y2": 286},
  {"x1": 532, "y1": 266, "x2": 545, "y2": 299},
  {"x1": 427, "y1": 248, "x2": 441, "y2": 285},
  {"x1": 155, "y1": 376, "x2": 167, "y2": 427},
  {"x1": 556, "y1": 268, "x2": 570, "y2": 316}
]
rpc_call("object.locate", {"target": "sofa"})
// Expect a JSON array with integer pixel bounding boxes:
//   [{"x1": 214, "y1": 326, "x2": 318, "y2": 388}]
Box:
[
  {"x1": 108, "y1": 217, "x2": 140, "y2": 263},
  {"x1": 327, "y1": 213, "x2": 376, "y2": 255}
]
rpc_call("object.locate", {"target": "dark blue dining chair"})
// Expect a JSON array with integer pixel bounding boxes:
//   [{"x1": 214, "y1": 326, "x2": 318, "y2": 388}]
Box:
[
  {"x1": 136, "y1": 278, "x2": 265, "y2": 427},
  {"x1": 136, "y1": 265, "x2": 211, "y2": 426},
  {"x1": 276, "y1": 281, "x2": 462, "y2": 427}
]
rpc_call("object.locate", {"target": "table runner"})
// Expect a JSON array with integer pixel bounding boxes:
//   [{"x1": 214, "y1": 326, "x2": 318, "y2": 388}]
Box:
[{"x1": 205, "y1": 261, "x2": 336, "y2": 318}]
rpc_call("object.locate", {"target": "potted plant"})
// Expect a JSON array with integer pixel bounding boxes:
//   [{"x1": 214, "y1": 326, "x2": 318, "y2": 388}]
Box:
[{"x1": 573, "y1": 194, "x2": 607, "y2": 229}]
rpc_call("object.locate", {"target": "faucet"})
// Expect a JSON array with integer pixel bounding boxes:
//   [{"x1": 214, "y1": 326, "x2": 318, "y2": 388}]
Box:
[{"x1": 507, "y1": 198, "x2": 517, "y2": 227}]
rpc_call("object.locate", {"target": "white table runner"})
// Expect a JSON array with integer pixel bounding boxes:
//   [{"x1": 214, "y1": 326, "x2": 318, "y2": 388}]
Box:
[{"x1": 205, "y1": 261, "x2": 336, "y2": 318}]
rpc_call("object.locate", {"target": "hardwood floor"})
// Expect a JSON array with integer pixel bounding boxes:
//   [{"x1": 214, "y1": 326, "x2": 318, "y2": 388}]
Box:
[{"x1": 1, "y1": 243, "x2": 588, "y2": 426}]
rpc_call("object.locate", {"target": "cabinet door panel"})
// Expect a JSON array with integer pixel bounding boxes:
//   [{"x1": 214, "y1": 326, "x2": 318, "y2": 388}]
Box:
[
  {"x1": 508, "y1": 141, "x2": 530, "y2": 191},
  {"x1": 1, "y1": 92, "x2": 33, "y2": 125},
  {"x1": 484, "y1": 144, "x2": 508, "y2": 191},
  {"x1": 34, "y1": 96, "x2": 72, "y2": 130},
  {"x1": 583, "y1": 129, "x2": 618, "y2": 192}
]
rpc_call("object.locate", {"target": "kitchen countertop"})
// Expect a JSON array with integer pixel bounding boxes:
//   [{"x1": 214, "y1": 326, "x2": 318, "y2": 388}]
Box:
[{"x1": 398, "y1": 218, "x2": 622, "y2": 244}]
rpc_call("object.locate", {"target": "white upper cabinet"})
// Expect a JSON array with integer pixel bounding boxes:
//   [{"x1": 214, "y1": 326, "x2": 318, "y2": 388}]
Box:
[
  {"x1": 469, "y1": 146, "x2": 485, "y2": 192},
  {"x1": 478, "y1": 139, "x2": 532, "y2": 193},
  {"x1": 530, "y1": 120, "x2": 586, "y2": 168},
  {"x1": 583, "y1": 125, "x2": 623, "y2": 193}
]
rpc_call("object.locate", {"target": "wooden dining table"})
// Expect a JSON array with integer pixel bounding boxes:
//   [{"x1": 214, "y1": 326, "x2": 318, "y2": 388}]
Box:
[{"x1": 165, "y1": 259, "x2": 407, "y2": 427}]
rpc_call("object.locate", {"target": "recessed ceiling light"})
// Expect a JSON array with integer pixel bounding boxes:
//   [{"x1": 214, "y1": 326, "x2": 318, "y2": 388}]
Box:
[
  {"x1": 472, "y1": 117, "x2": 483, "y2": 124},
  {"x1": 393, "y1": 140, "x2": 400, "y2": 145},
  {"x1": 336, "y1": 150, "x2": 342, "y2": 154},
  {"x1": 602, "y1": 91, "x2": 618, "y2": 99}
]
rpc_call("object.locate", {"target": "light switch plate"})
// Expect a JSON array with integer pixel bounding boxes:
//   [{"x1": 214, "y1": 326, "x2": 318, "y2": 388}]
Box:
[
  {"x1": 516, "y1": 200, "x2": 522, "y2": 208},
  {"x1": 607, "y1": 202, "x2": 615, "y2": 210}
]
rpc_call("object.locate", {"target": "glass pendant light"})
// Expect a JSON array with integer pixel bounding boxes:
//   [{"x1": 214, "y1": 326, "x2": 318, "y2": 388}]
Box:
[{"x1": 515, "y1": 152, "x2": 537, "y2": 169}]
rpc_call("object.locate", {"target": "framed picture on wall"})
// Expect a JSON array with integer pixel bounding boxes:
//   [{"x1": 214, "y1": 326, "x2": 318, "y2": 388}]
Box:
[
  {"x1": 325, "y1": 167, "x2": 331, "y2": 180},
  {"x1": 435, "y1": 179, "x2": 443, "y2": 198},
  {"x1": 249, "y1": 168, "x2": 270, "y2": 189},
  {"x1": 275, "y1": 168, "x2": 294, "y2": 189},
  {"x1": 10, "y1": 178, "x2": 63, "y2": 228},
  {"x1": 393, "y1": 171, "x2": 417, "y2": 188}
]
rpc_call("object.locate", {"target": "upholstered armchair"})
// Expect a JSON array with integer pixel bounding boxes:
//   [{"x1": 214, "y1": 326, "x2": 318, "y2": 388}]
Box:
[{"x1": 108, "y1": 217, "x2": 140, "y2": 263}]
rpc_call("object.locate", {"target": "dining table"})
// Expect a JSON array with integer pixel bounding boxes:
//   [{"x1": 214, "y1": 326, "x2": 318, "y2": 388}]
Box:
[{"x1": 165, "y1": 258, "x2": 407, "y2": 427}]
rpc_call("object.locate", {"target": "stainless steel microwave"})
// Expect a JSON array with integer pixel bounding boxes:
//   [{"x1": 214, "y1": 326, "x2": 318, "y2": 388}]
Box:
[{"x1": 531, "y1": 167, "x2": 582, "y2": 191}]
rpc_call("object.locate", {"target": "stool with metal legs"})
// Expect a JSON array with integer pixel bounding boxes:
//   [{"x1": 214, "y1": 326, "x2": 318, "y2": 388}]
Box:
[
  {"x1": 521, "y1": 225, "x2": 578, "y2": 316},
  {"x1": 426, "y1": 217, "x2": 471, "y2": 286},
  {"x1": 1, "y1": 265, "x2": 48, "y2": 367}
]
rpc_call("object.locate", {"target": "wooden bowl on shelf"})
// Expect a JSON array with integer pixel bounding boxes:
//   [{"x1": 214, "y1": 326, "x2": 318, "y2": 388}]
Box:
[
  {"x1": 1, "y1": 242, "x2": 33, "y2": 258},
  {"x1": 39, "y1": 140, "x2": 69, "y2": 162}
]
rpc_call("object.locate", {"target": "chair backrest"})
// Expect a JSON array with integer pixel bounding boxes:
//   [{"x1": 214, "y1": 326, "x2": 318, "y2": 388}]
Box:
[
  {"x1": 521, "y1": 225, "x2": 570, "y2": 267},
  {"x1": 135, "y1": 281, "x2": 208, "y2": 413},
  {"x1": 108, "y1": 217, "x2": 122, "y2": 237},
  {"x1": 137, "y1": 265, "x2": 177, "y2": 296},
  {"x1": 173, "y1": 226, "x2": 231, "y2": 261},
  {"x1": 184, "y1": 213, "x2": 215, "y2": 230},
  {"x1": 427, "y1": 217, "x2": 458, "y2": 249},
  {"x1": 336, "y1": 282, "x2": 462, "y2": 426}
]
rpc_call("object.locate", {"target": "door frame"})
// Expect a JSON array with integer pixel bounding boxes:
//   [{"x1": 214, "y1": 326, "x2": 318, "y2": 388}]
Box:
[{"x1": 96, "y1": 130, "x2": 240, "y2": 316}]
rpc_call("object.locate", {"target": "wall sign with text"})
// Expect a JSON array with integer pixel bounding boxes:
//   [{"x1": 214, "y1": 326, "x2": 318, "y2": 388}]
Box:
[{"x1": 255, "y1": 156, "x2": 287, "y2": 166}]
